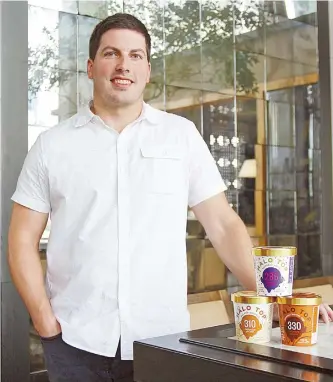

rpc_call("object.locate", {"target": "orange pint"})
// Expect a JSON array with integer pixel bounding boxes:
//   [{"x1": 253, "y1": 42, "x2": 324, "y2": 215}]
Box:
[{"x1": 277, "y1": 293, "x2": 322, "y2": 346}]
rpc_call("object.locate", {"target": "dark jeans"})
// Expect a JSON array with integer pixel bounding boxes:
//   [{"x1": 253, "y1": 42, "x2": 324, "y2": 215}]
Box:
[{"x1": 41, "y1": 333, "x2": 134, "y2": 382}]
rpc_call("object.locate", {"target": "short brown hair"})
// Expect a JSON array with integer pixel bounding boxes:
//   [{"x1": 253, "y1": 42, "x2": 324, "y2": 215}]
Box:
[{"x1": 89, "y1": 13, "x2": 151, "y2": 62}]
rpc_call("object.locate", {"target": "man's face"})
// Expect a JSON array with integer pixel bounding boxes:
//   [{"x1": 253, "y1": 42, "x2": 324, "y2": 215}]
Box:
[{"x1": 87, "y1": 28, "x2": 151, "y2": 107}]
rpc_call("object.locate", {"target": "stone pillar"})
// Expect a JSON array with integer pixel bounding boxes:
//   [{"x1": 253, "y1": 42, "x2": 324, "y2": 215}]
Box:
[
  {"x1": 318, "y1": 1, "x2": 333, "y2": 276},
  {"x1": 0, "y1": 1, "x2": 29, "y2": 381}
]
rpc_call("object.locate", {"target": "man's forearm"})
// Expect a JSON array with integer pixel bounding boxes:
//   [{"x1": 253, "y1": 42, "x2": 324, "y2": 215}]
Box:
[
  {"x1": 208, "y1": 215, "x2": 256, "y2": 290},
  {"x1": 8, "y1": 241, "x2": 55, "y2": 332}
]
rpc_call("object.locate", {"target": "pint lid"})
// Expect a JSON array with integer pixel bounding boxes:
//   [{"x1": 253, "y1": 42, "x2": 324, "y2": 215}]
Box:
[
  {"x1": 231, "y1": 291, "x2": 275, "y2": 304},
  {"x1": 252, "y1": 246, "x2": 297, "y2": 257},
  {"x1": 277, "y1": 292, "x2": 322, "y2": 306}
]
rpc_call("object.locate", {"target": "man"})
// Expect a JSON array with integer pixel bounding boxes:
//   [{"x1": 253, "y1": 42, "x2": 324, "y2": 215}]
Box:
[{"x1": 8, "y1": 13, "x2": 333, "y2": 382}]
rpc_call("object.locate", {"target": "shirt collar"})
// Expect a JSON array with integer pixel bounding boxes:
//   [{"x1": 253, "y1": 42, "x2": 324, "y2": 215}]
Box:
[{"x1": 74, "y1": 101, "x2": 160, "y2": 128}]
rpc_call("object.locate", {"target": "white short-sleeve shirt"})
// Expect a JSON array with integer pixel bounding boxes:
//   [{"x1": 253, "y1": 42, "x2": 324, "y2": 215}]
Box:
[{"x1": 12, "y1": 102, "x2": 226, "y2": 359}]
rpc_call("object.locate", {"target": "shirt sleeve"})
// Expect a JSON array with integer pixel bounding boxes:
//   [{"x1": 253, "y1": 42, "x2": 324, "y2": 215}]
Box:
[
  {"x1": 11, "y1": 135, "x2": 50, "y2": 213},
  {"x1": 187, "y1": 123, "x2": 227, "y2": 208}
]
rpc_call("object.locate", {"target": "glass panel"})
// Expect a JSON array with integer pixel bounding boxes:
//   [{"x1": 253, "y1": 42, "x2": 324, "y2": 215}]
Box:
[
  {"x1": 267, "y1": 191, "x2": 296, "y2": 234},
  {"x1": 266, "y1": 56, "x2": 295, "y2": 86},
  {"x1": 267, "y1": 146, "x2": 296, "y2": 191},
  {"x1": 238, "y1": 133, "x2": 255, "y2": 192},
  {"x1": 310, "y1": 83, "x2": 321, "y2": 150},
  {"x1": 202, "y1": 95, "x2": 240, "y2": 189},
  {"x1": 239, "y1": 189, "x2": 255, "y2": 226},
  {"x1": 78, "y1": 15, "x2": 100, "y2": 72},
  {"x1": 293, "y1": 62, "x2": 318, "y2": 78},
  {"x1": 201, "y1": 1, "x2": 234, "y2": 94},
  {"x1": 124, "y1": 0, "x2": 164, "y2": 57},
  {"x1": 268, "y1": 87, "x2": 293, "y2": 103},
  {"x1": 297, "y1": 194, "x2": 321, "y2": 235},
  {"x1": 78, "y1": 0, "x2": 123, "y2": 19},
  {"x1": 266, "y1": 16, "x2": 302, "y2": 62},
  {"x1": 234, "y1": 0, "x2": 266, "y2": 55},
  {"x1": 267, "y1": 98, "x2": 295, "y2": 147},
  {"x1": 268, "y1": 235, "x2": 297, "y2": 246},
  {"x1": 29, "y1": 69, "x2": 77, "y2": 126},
  {"x1": 187, "y1": 238, "x2": 205, "y2": 294},
  {"x1": 289, "y1": 1, "x2": 317, "y2": 19},
  {"x1": 29, "y1": 6, "x2": 77, "y2": 71},
  {"x1": 164, "y1": 1, "x2": 201, "y2": 88},
  {"x1": 235, "y1": 51, "x2": 265, "y2": 98},
  {"x1": 236, "y1": 97, "x2": 258, "y2": 145},
  {"x1": 78, "y1": 72, "x2": 93, "y2": 107},
  {"x1": 264, "y1": 1, "x2": 317, "y2": 23},
  {"x1": 28, "y1": 0, "x2": 78, "y2": 14},
  {"x1": 296, "y1": 151, "x2": 321, "y2": 201},
  {"x1": 144, "y1": 81, "x2": 165, "y2": 109},
  {"x1": 165, "y1": 86, "x2": 201, "y2": 130},
  {"x1": 297, "y1": 234, "x2": 322, "y2": 278},
  {"x1": 293, "y1": 22, "x2": 318, "y2": 67}
]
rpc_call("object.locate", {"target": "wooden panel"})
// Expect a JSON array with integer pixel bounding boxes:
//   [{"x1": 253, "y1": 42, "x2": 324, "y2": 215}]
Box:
[
  {"x1": 188, "y1": 300, "x2": 231, "y2": 330},
  {"x1": 255, "y1": 144, "x2": 266, "y2": 240},
  {"x1": 266, "y1": 72, "x2": 318, "y2": 92},
  {"x1": 187, "y1": 291, "x2": 221, "y2": 305},
  {"x1": 256, "y1": 98, "x2": 266, "y2": 145},
  {"x1": 293, "y1": 284, "x2": 333, "y2": 305}
]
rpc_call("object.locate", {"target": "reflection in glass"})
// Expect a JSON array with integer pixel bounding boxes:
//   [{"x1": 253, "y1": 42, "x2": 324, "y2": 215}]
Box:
[
  {"x1": 236, "y1": 51, "x2": 264, "y2": 98},
  {"x1": 267, "y1": 191, "x2": 296, "y2": 235},
  {"x1": 265, "y1": 15, "x2": 300, "y2": 62},
  {"x1": 124, "y1": 0, "x2": 163, "y2": 56},
  {"x1": 29, "y1": 69, "x2": 77, "y2": 126},
  {"x1": 264, "y1": 0, "x2": 317, "y2": 20},
  {"x1": 164, "y1": 0, "x2": 200, "y2": 88},
  {"x1": 267, "y1": 146, "x2": 296, "y2": 191},
  {"x1": 29, "y1": 6, "x2": 78, "y2": 71},
  {"x1": 78, "y1": 0, "x2": 123, "y2": 19},
  {"x1": 296, "y1": 149, "x2": 321, "y2": 196},
  {"x1": 236, "y1": 97, "x2": 258, "y2": 145},
  {"x1": 78, "y1": 72, "x2": 93, "y2": 107},
  {"x1": 266, "y1": 56, "x2": 292, "y2": 87},
  {"x1": 234, "y1": 0, "x2": 265, "y2": 55},
  {"x1": 201, "y1": 1, "x2": 234, "y2": 94},
  {"x1": 165, "y1": 86, "x2": 201, "y2": 131},
  {"x1": 268, "y1": 235, "x2": 297, "y2": 246},
  {"x1": 78, "y1": 15, "x2": 100, "y2": 72},
  {"x1": 267, "y1": 97, "x2": 295, "y2": 147},
  {"x1": 203, "y1": 96, "x2": 239, "y2": 194},
  {"x1": 297, "y1": 194, "x2": 321, "y2": 234},
  {"x1": 239, "y1": 190, "x2": 255, "y2": 226},
  {"x1": 297, "y1": 234, "x2": 322, "y2": 277},
  {"x1": 28, "y1": 0, "x2": 78, "y2": 14},
  {"x1": 144, "y1": 81, "x2": 165, "y2": 110}
]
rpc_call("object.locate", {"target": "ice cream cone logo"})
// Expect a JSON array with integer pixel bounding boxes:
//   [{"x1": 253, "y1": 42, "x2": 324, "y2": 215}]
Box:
[{"x1": 240, "y1": 314, "x2": 262, "y2": 339}]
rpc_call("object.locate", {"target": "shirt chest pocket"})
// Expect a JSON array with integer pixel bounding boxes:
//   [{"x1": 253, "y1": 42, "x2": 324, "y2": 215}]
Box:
[{"x1": 140, "y1": 146, "x2": 184, "y2": 195}]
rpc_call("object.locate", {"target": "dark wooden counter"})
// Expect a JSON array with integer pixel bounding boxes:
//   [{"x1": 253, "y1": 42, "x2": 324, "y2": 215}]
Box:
[{"x1": 133, "y1": 324, "x2": 333, "y2": 382}]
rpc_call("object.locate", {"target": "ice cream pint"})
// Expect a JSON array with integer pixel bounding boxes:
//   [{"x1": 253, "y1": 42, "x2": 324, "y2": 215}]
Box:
[
  {"x1": 231, "y1": 291, "x2": 275, "y2": 344},
  {"x1": 277, "y1": 293, "x2": 322, "y2": 346},
  {"x1": 253, "y1": 246, "x2": 297, "y2": 296}
]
